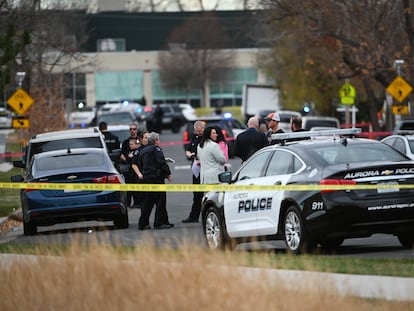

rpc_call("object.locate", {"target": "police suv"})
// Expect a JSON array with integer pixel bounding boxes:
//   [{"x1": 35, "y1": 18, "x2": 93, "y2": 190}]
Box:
[{"x1": 201, "y1": 129, "x2": 414, "y2": 254}]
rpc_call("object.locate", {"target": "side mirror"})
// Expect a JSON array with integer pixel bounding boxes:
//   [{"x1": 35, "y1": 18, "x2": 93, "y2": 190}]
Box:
[{"x1": 218, "y1": 171, "x2": 232, "y2": 183}]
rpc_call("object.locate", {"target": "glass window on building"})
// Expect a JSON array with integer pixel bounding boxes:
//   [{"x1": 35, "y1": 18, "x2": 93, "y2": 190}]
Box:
[
  {"x1": 95, "y1": 71, "x2": 143, "y2": 102},
  {"x1": 97, "y1": 38, "x2": 126, "y2": 52},
  {"x1": 63, "y1": 72, "x2": 86, "y2": 109}
]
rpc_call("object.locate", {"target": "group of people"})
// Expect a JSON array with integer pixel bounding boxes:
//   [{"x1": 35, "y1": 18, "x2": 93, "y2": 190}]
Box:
[
  {"x1": 100, "y1": 121, "x2": 174, "y2": 231},
  {"x1": 182, "y1": 112, "x2": 307, "y2": 222},
  {"x1": 98, "y1": 111, "x2": 307, "y2": 229}
]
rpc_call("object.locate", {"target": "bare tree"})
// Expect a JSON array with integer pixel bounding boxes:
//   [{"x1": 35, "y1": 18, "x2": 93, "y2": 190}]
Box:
[
  {"x1": 158, "y1": 12, "x2": 235, "y2": 107},
  {"x1": 3, "y1": 3, "x2": 91, "y2": 135},
  {"x1": 258, "y1": 0, "x2": 411, "y2": 130}
]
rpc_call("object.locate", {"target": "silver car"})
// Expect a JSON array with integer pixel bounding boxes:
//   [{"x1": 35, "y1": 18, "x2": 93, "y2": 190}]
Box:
[{"x1": 0, "y1": 108, "x2": 12, "y2": 128}]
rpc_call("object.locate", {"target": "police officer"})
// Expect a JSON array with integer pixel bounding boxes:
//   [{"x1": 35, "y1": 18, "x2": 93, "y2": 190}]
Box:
[
  {"x1": 137, "y1": 132, "x2": 174, "y2": 230},
  {"x1": 98, "y1": 121, "x2": 120, "y2": 153},
  {"x1": 182, "y1": 120, "x2": 206, "y2": 223}
]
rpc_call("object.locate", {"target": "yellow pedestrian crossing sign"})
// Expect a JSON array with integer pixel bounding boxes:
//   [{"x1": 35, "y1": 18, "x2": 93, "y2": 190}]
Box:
[
  {"x1": 339, "y1": 82, "x2": 356, "y2": 105},
  {"x1": 386, "y1": 76, "x2": 413, "y2": 103},
  {"x1": 7, "y1": 88, "x2": 34, "y2": 114}
]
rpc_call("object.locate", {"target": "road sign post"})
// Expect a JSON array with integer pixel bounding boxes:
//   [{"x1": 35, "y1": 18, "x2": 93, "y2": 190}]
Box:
[{"x1": 7, "y1": 86, "x2": 34, "y2": 152}]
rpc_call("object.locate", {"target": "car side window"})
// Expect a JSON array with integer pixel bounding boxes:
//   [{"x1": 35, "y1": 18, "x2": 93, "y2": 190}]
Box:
[
  {"x1": 266, "y1": 150, "x2": 298, "y2": 175},
  {"x1": 393, "y1": 138, "x2": 406, "y2": 154},
  {"x1": 237, "y1": 151, "x2": 272, "y2": 180}
]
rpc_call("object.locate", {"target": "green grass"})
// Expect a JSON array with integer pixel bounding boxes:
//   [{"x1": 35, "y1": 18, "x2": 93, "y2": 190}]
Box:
[{"x1": 0, "y1": 136, "x2": 23, "y2": 217}]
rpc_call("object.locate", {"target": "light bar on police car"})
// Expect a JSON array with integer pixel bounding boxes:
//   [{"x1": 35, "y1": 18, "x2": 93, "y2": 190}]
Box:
[{"x1": 271, "y1": 128, "x2": 362, "y2": 141}]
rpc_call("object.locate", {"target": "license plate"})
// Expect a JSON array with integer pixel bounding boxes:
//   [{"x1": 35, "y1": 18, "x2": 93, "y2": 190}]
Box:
[{"x1": 377, "y1": 182, "x2": 399, "y2": 193}]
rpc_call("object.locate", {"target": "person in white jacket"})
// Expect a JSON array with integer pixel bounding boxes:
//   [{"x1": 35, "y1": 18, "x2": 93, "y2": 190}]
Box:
[{"x1": 197, "y1": 126, "x2": 226, "y2": 184}]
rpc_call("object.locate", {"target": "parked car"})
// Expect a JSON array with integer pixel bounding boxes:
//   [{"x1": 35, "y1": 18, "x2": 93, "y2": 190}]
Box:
[
  {"x1": 68, "y1": 106, "x2": 96, "y2": 128},
  {"x1": 381, "y1": 133, "x2": 414, "y2": 160},
  {"x1": 96, "y1": 111, "x2": 145, "y2": 131},
  {"x1": 392, "y1": 119, "x2": 414, "y2": 134},
  {"x1": 301, "y1": 116, "x2": 340, "y2": 130},
  {"x1": 13, "y1": 127, "x2": 108, "y2": 170},
  {"x1": 141, "y1": 103, "x2": 187, "y2": 133},
  {"x1": 11, "y1": 147, "x2": 129, "y2": 235},
  {"x1": 201, "y1": 128, "x2": 414, "y2": 253},
  {"x1": 0, "y1": 108, "x2": 13, "y2": 129},
  {"x1": 107, "y1": 124, "x2": 131, "y2": 148},
  {"x1": 179, "y1": 103, "x2": 197, "y2": 121},
  {"x1": 183, "y1": 115, "x2": 247, "y2": 158}
]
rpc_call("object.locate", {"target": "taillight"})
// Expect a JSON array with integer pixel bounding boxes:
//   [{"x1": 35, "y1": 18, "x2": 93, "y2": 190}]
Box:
[
  {"x1": 319, "y1": 179, "x2": 356, "y2": 193},
  {"x1": 222, "y1": 129, "x2": 228, "y2": 139},
  {"x1": 183, "y1": 130, "x2": 189, "y2": 143},
  {"x1": 93, "y1": 175, "x2": 122, "y2": 184}
]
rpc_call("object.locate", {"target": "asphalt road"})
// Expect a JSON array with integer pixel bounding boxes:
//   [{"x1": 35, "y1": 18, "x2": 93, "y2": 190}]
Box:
[{"x1": 1, "y1": 128, "x2": 414, "y2": 259}]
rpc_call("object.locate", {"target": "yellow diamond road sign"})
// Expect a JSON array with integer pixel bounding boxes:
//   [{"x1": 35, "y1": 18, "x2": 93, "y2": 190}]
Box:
[
  {"x1": 7, "y1": 88, "x2": 34, "y2": 114},
  {"x1": 386, "y1": 76, "x2": 413, "y2": 103}
]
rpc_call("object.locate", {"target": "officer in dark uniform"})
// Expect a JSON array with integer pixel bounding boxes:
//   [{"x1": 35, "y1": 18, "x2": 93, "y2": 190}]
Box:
[
  {"x1": 137, "y1": 132, "x2": 174, "y2": 230},
  {"x1": 98, "y1": 121, "x2": 120, "y2": 153},
  {"x1": 182, "y1": 120, "x2": 206, "y2": 223}
]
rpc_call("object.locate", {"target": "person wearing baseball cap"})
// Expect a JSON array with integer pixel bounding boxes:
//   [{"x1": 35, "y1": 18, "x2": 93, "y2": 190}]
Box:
[{"x1": 265, "y1": 112, "x2": 284, "y2": 145}]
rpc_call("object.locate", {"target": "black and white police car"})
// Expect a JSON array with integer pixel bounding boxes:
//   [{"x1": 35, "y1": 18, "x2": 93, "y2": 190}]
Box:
[{"x1": 201, "y1": 128, "x2": 414, "y2": 254}]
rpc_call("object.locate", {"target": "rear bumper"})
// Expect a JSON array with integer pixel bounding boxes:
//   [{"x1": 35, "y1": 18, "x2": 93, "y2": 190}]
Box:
[{"x1": 24, "y1": 203, "x2": 127, "y2": 226}]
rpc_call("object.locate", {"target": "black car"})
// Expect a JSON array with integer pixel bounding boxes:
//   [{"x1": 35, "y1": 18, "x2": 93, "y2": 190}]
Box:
[
  {"x1": 183, "y1": 115, "x2": 247, "y2": 158},
  {"x1": 141, "y1": 104, "x2": 187, "y2": 133},
  {"x1": 201, "y1": 129, "x2": 414, "y2": 254},
  {"x1": 11, "y1": 147, "x2": 129, "y2": 235}
]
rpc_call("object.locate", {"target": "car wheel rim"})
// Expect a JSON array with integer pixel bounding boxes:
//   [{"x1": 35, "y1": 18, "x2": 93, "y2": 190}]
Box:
[
  {"x1": 205, "y1": 212, "x2": 220, "y2": 249},
  {"x1": 285, "y1": 211, "x2": 301, "y2": 251}
]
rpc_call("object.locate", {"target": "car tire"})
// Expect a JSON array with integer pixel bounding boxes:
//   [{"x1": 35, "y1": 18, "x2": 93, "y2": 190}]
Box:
[
  {"x1": 204, "y1": 206, "x2": 234, "y2": 250},
  {"x1": 23, "y1": 221, "x2": 37, "y2": 236},
  {"x1": 114, "y1": 213, "x2": 129, "y2": 229},
  {"x1": 283, "y1": 206, "x2": 316, "y2": 255},
  {"x1": 171, "y1": 120, "x2": 181, "y2": 133},
  {"x1": 397, "y1": 233, "x2": 414, "y2": 248}
]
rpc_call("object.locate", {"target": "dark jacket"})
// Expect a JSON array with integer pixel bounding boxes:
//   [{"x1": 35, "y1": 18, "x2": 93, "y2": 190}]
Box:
[
  {"x1": 102, "y1": 131, "x2": 120, "y2": 153},
  {"x1": 234, "y1": 128, "x2": 268, "y2": 162},
  {"x1": 267, "y1": 128, "x2": 285, "y2": 145},
  {"x1": 138, "y1": 144, "x2": 171, "y2": 182}
]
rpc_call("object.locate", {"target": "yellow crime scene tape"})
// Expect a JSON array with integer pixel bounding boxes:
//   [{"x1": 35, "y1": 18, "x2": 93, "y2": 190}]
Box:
[{"x1": 0, "y1": 182, "x2": 413, "y2": 192}]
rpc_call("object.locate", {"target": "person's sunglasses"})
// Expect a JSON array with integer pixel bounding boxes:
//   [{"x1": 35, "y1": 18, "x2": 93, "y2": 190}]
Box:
[{"x1": 129, "y1": 128, "x2": 137, "y2": 130}]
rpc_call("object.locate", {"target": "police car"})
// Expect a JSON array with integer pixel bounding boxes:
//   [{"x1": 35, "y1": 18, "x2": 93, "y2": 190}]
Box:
[{"x1": 201, "y1": 129, "x2": 414, "y2": 254}]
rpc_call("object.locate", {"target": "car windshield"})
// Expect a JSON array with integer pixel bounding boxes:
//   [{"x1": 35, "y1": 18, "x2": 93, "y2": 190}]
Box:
[
  {"x1": 35, "y1": 153, "x2": 105, "y2": 172},
  {"x1": 310, "y1": 142, "x2": 409, "y2": 165},
  {"x1": 111, "y1": 129, "x2": 130, "y2": 143},
  {"x1": 99, "y1": 113, "x2": 134, "y2": 125},
  {"x1": 29, "y1": 137, "x2": 103, "y2": 162}
]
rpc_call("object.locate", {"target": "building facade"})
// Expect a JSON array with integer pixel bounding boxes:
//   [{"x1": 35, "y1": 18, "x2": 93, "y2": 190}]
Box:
[{"x1": 58, "y1": 10, "x2": 272, "y2": 109}]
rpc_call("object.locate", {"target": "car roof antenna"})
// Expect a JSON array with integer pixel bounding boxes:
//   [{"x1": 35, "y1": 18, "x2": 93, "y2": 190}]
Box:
[{"x1": 67, "y1": 146, "x2": 72, "y2": 154}]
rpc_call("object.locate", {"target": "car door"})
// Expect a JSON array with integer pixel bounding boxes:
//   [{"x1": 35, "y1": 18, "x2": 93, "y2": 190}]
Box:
[
  {"x1": 224, "y1": 150, "x2": 274, "y2": 237},
  {"x1": 256, "y1": 150, "x2": 303, "y2": 236}
]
